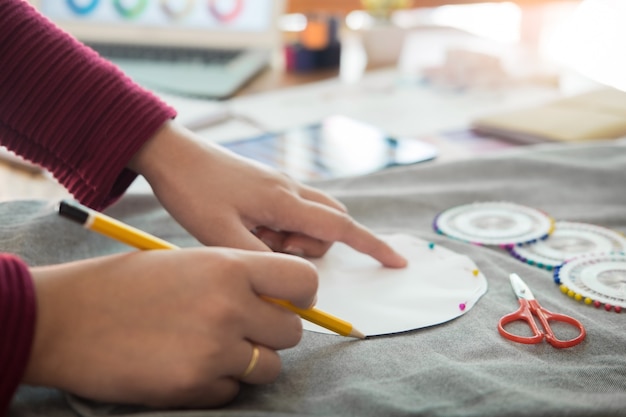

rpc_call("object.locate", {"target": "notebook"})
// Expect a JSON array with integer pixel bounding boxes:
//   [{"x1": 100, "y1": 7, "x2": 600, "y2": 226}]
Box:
[{"x1": 30, "y1": 0, "x2": 284, "y2": 99}]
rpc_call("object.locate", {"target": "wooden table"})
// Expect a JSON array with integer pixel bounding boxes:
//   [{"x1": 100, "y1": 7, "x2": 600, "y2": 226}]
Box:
[{"x1": 0, "y1": 159, "x2": 69, "y2": 203}]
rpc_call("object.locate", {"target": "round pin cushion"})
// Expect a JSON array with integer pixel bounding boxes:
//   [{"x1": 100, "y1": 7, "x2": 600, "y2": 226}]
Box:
[
  {"x1": 554, "y1": 252, "x2": 626, "y2": 312},
  {"x1": 510, "y1": 221, "x2": 626, "y2": 271},
  {"x1": 433, "y1": 202, "x2": 554, "y2": 248}
]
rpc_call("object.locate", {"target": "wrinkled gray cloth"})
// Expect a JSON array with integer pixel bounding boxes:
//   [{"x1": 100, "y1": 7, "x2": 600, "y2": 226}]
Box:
[{"x1": 6, "y1": 140, "x2": 626, "y2": 417}]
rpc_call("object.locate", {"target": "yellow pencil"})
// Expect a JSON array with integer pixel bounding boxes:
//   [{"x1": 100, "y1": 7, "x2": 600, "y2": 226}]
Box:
[{"x1": 58, "y1": 199, "x2": 365, "y2": 339}]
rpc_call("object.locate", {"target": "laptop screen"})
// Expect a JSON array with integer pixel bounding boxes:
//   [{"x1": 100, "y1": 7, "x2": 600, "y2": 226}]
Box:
[{"x1": 32, "y1": 0, "x2": 282, "y2": 48}]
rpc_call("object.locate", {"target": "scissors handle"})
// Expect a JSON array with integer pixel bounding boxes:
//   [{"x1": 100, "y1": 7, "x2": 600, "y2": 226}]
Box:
[
  {"x1": 498, "y1": 299, "x2": 544, "y2": 344},
  {"x1": 498, "y1": 299, "x2": 586, "y2": 348},
  {"x1": 531, "y1": 300, "x2": 586, "y2": 349}
]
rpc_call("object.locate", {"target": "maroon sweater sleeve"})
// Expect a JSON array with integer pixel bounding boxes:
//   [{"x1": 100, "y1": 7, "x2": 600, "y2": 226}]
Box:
[
  {"x1": 0, "y1": 0, "x2": 177, "y2": 211},
  {"x1": 0, "y1": 254, "x2": 36, "y2": 415},
  {"x1": 0, "y1": 1, "x2": 178, "y2": 414}
]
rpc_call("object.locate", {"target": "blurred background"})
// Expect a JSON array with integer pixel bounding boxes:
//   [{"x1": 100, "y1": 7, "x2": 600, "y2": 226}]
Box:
[
  {"x1": 4, "y1": 0, "x2": 625, "y2": 198},
  {"x1": 282, "y1": 0, "x2": 584, "y2": 89}
]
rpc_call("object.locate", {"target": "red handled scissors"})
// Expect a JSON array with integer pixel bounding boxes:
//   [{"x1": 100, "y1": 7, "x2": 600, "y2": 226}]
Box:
[{"x1": 498, "y1": 273, "x2": 586, "y2": 348}]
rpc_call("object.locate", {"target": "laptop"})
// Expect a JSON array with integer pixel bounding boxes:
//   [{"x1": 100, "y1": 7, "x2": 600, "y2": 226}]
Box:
[{"x1": 30, "y1": 0, "x2": 284, "y2": 99}]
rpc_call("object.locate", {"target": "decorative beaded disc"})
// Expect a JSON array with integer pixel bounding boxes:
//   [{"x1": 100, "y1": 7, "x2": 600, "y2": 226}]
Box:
[
  {"x1": 433, "y1": 202, "x2": 554, "y2": 248},
  {"x1": 554, "y1": 252, "x2": 626, "y2": 312},
  {"x1": 510, "y1": 222, "x2": 626, "y2": 270}
]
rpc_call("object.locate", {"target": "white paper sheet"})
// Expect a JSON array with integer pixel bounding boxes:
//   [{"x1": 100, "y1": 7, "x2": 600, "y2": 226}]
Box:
[{"x1": 305, "y1": 234, "x2": 488, "y2": 337}]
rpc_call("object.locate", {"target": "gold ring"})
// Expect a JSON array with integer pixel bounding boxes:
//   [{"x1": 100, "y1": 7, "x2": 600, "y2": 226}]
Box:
[{"x1": 241, "y1": 345, "x2": 260, "y2": 378}]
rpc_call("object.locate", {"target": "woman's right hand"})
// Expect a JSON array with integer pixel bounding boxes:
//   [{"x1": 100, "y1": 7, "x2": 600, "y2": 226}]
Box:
[{"x1": 23, "y1": 247, "x2": 317, "y2": 409}]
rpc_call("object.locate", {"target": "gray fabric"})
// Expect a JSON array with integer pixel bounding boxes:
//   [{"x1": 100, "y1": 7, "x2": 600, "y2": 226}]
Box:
[{"x1": 6, "y1": 140, "x2": 626, "y2": 417}]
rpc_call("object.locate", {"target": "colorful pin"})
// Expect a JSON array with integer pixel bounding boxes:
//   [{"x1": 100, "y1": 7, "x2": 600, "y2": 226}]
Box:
[{"x1": 555, "y1": 252, "x2": 626, "y2": 313}]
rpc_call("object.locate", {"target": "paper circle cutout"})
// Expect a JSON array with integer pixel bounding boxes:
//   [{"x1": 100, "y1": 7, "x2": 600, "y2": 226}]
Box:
[
  {"x1": 305, "y1": 234, "x2": 488, "y2": 337},
  {"x1": 554, "y1": 252, "x2": 626, "y2": 310},
  {"x1": 434, "y1": 201, "x2": 554, "y2": 248},
  {"x1": 510, "y1": 221, "x2": 626, "y2": 270}
]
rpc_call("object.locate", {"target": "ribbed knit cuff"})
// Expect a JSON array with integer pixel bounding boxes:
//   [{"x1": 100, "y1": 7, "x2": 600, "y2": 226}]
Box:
[
  {"x1": 0, "y1": 0, "x2": 176, "y2": 211},
  {"x1": 0, "y1": 254, "x2": 37, "y2": 415}
]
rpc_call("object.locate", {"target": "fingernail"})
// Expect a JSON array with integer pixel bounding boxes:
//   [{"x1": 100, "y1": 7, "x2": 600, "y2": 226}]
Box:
[{"x1": 284, "y1": 245, "x2": 304, "y2": 257}]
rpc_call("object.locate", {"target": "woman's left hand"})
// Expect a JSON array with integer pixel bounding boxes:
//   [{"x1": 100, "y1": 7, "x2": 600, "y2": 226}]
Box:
[{"x1": 129, "y1": 120, "x2": 407, "y2": 268}]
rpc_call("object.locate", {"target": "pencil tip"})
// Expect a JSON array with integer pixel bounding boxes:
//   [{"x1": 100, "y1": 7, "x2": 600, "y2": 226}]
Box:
[{"x1": 350, "y1": 328, "x2": 366, "y2": 339}]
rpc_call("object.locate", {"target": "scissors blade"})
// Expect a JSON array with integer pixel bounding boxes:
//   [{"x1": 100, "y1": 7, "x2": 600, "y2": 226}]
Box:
[{"x1": 509, "y1": 273, "x2": 535, "y2": 301}]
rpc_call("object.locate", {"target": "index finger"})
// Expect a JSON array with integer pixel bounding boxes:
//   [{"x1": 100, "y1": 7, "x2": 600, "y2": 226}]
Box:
[
  {"x1": 336, "y1": 214, "x2": 408, "y2": 268},
  {"x1": 277, "y1": 200, "x2": 407, "y2": 268}
]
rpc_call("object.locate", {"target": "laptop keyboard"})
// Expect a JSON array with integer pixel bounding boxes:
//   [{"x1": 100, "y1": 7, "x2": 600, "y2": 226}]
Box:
[{"x1": 86, "y1": 43, "x2": 242, "y2": 64}]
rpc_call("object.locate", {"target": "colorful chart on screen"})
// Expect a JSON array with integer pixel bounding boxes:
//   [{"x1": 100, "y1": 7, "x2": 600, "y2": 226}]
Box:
[
  {"x1": 113, "y1": 0, "x2": 148, "y2": 19},
  {"x1": 208, "y1": 0, "x2": 244, "y2": 22},
  {"x1": 554, "y1": 252, "x2": 626, "y2": 312},
  {"x1": 66, "y1": 0, "x2": 100, "y2": 15},
  {"x1": 434, "y1": 201, "x2": 554, "y2": 247},
  {"x1": 51, "y1": 0, "x2": 270, "y2": 29},
  {"x1": 510, "y1": 221, "x2": 626, "y2": 270},
  {"x1": 160, "y1": 0, "x2": 195, "y2": 20}
]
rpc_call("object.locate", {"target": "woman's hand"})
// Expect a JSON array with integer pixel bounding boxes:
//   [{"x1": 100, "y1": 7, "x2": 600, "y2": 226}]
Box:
[
  {"x1": 23, "y1": 248, "x2": 317, "y2": 408},
  {"x1": 129, "y1": 121, "x2": 407, "y2": 268}
]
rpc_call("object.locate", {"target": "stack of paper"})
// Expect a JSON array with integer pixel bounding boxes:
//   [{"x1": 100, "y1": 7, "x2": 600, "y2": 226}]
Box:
[{"x1": 472, "y1": 88, "x2": 626, "y2": 143}]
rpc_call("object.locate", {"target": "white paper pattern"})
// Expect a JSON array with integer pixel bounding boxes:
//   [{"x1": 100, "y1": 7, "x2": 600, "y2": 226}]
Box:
[{"x1": 305, "y1": 234, "x2": 488, "y2": 337}]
